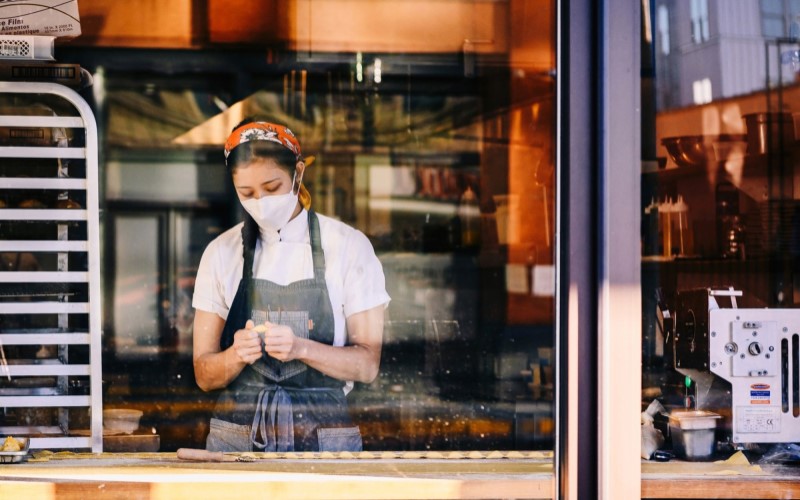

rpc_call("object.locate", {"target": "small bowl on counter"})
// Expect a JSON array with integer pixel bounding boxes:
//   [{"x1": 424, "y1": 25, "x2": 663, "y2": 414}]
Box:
[{"x1": 103, "y1": 408, "x2": 143, "y2": 435}]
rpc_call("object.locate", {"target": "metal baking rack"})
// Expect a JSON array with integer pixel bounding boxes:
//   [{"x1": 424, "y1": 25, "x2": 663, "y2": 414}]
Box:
[{"x1": 0, "y1": 81, "x2": 102, "y2": 452}]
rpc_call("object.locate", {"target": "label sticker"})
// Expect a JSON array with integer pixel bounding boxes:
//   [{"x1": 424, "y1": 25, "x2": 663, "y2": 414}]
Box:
[
  {"x1": 737, "y1": 406, "x2": 781, "y2": 433},
  {"x1": 750, "y1": 390, "x2": 770, "y2": 404}
]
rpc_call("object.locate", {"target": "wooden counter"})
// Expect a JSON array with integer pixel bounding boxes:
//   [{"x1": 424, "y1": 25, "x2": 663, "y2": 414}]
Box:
[
  {"x1": 642, "y1": 460, "x2": 800, "y2": 499},
  {"x1": 0, "y1": 451, "x2": 554, "y2": 500},
  {"x1": 2, "y1": 452, "x2": 798, "y2": 499}
]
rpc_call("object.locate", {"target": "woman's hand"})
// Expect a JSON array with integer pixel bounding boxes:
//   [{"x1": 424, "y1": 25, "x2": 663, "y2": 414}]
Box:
[
  {"x1": 193, "y1": 310, "x2": 253, "y2": 391},
  {"x1": 232, "y1": 320, "x2": 263, "y2": 365},
  {"x1": 273, "y1": 305, "x2": 383, "y2": 383},
  {"x1": 262, "y1": 322, "x2": 303, "y2": 362}
]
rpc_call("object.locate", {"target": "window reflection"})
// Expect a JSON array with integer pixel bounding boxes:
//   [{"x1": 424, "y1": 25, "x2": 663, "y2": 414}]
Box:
[
  {"x1": 657, "y1": 5, "x2": 671, "y2": 56},
  {"x1": 70, "y1": 3, "x2": 559, "y2": 454},
  {"x1": 645, "y1": 0, "x2": 800, "y2": 476},
  {"x1": 94, "y1": 54, "x2": 557, "y2": 452},
  {"x1": 690, "y1": 0, "x2": 710, "y2": 44},
  {"x1": 111, "y1": 215, "x2": 160, "y2": 359}
]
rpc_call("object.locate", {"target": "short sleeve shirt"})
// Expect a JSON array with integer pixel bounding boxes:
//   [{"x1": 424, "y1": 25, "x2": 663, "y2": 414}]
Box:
[{"x1": 192, "y1": 209, "x2": 391, "y2": 349}]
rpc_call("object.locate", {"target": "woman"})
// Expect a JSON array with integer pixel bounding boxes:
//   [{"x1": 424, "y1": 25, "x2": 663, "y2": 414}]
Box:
[{"x1": 192, "y1": 120, "x2": 390, "y2": 452}]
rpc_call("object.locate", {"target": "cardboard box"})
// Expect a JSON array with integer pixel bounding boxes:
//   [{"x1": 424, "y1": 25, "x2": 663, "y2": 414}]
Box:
[{"x1": 0, "y1": 0, "x2": 81, "y2": 38}]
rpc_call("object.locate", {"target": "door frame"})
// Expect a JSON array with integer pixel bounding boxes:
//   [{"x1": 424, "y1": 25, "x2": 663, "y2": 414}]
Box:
[{"x1": 555, "y1": 0, "x2": 642, "y2": 498}]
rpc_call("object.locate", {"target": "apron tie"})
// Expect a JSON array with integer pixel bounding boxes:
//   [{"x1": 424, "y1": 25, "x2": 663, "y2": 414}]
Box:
[{"x1": 251, "y1": 385, "x2": 295, "y2": 451}]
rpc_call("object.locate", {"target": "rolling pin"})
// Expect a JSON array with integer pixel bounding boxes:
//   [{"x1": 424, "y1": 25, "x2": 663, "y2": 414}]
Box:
[{"x1": 177, "y1": 448, "x2": 254, "y2": 462}]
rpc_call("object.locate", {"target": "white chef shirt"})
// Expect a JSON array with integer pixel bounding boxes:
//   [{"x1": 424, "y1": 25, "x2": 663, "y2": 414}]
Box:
[{"x1": 192, "y1": 209, "x2": 391, "y2": 351}]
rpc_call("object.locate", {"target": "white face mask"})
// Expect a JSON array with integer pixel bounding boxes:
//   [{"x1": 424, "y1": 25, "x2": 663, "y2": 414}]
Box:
[{"x1": 240, "y1": 173, "x2": 300, "y2": 233}]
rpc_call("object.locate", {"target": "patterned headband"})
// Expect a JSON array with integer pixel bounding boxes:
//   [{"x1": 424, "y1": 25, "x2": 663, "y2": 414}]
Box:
[{"x1": 224, "y1": 122, "x2": 302, "y2": 161}]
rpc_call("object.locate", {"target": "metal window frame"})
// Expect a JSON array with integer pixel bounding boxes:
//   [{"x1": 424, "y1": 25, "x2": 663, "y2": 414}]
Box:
[{"x1": 556, "y1": 0, "x2": 641, "y2": 498}]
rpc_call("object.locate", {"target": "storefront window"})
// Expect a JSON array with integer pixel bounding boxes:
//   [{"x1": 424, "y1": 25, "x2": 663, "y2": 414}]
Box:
[
  {"x1": 643, "y1": 0, "x2": 800, "y2": 496},
  {"x1": 90, "y1": 59, "x2": 552, "y2": 453},
  {"x1": 0, "y1": 4, "x2": 558, "y2": 488}
]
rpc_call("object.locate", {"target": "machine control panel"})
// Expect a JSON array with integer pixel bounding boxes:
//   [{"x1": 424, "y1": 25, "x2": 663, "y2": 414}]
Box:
[
  {"x1": 709, "y1": 304, "x2": 800, "y2": 444},
  {"x1": 730, "y1": 321, "x2": 778, "y2": 377}
]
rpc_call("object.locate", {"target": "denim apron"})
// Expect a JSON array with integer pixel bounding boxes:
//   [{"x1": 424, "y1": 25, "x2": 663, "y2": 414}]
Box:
[{"x1": 206, "y1": 210, "x2": 362, "y2": 452}]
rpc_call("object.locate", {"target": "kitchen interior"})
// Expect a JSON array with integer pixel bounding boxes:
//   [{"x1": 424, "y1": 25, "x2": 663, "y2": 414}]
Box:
[
  {"x1": 0, "y1": 0, "x2": 557, "y2": 455},
  {"x1": 641, "y1": 1, "x2": 800, "y2": 468}
]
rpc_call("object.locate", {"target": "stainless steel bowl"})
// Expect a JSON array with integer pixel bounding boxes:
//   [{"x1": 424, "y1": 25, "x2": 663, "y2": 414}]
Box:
[
  {"x1": 661, "y1": 135, "x2": 746, "y2": 169},
  {"x1": 662, "y1": 136, "x2": 712, "y2": 168}
]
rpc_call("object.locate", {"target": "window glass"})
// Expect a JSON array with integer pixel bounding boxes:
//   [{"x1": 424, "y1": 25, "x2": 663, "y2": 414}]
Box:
[
  {"x1": 658, "y1": 5, "x2": 671, "y2": 56},
  {"x1": 691, "y1": 78, "x2": 713, "y2": 104},
  {"x1": 111, "y1": 215, "x2": 161, "y2": 360},
  {"x1": 1, "y1": 1, "x2": 559, "y2": 461},
  {"x1": 691, "y1": 0, "x2": 710, "y2": 43},
  {"x1": 644, "y1": 0, "x2": 800, "y2": 494},
  {"x1": 762, "y1": 0, "x2": 784, "y2": 15},
  {"x1": 764, "y1": 17, "x2": 787, "y2": 37}
]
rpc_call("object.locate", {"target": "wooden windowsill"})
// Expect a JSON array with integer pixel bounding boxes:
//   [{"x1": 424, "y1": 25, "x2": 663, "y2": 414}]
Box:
[
  {"x1": 0, "y1": 452, "x2": 554, "y2": 499},
  {"x1": 641, "y1": 459, "x2": 800, "y2": 499},
  {"x1": 4, "y1": 453, "x2": 797, "y2": 498}
]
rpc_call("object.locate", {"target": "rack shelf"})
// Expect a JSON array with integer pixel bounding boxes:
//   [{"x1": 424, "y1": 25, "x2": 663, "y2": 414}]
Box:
[{"x1": 0, "y1": 81, "x2": 102, "y2": 452}]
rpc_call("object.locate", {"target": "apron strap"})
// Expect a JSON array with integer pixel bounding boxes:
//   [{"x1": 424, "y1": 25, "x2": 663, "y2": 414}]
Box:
[
  {"x1": 251, "y1": 385, "x2": 295, "y2": 452},
  {"x1": 249, "y1": 386, "x2": 342, "y2": 451},
  {"x1": 307, "y1": 210, "x2": 327, "y2": 280}
]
